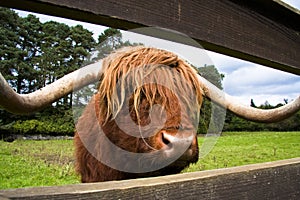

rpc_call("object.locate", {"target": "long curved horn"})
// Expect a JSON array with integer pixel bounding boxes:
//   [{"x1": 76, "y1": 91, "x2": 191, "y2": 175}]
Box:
[
  {"x1": 1, "y1": 60, "x2": 299, "y2": 122},
  {"x1": 0, "y1": 61, "x2": 103, "y2": 114},
  {"x1": 198, "y1": 75, "x2": 300, "y2": 123}
]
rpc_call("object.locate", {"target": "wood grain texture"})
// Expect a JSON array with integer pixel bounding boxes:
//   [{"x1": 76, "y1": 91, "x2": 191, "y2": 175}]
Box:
[
  {"x1": 0, "y1": 0, "x2": 299, "y2": 75},
  {"x1": 0, "y1": 158, "x2": 299, "y2": 199}
]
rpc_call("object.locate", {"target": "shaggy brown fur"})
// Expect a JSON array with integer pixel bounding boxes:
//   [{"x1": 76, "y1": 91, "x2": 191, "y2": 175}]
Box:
[{"x1": 75, "y1": 46, "x2": 204, "y2": 182}]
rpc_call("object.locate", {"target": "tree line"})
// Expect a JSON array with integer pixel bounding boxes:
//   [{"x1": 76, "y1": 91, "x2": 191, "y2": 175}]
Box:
[
  {"x1": 0, "y1": 8, "x2": 299, "y2": 137},
  {"x1": 0, "y1": 8, "x2": 135, "y2": 136}
]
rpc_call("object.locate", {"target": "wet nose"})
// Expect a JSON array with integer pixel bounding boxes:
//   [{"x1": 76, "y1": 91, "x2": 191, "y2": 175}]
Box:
[{"x1": 160, "y1": 131, "x2": 194, "y2": 155}]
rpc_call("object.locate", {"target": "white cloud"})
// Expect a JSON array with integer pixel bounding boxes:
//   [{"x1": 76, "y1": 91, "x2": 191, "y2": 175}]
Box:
[
  {"x1": 281, "y1": 0, "x2": 300, "y2": 10},
  {"x1": 207, "y1": 51, "x2": 250, "y2": 73},
  {"x1": 225, "y1": 65, "x2": 297, "y2": 88},
  {"x1": 222, "y1": 64, "x2": 300, "y2": 105}
]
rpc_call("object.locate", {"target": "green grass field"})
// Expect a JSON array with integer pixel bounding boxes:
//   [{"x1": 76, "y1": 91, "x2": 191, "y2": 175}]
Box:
[
  {"x1": 0, "y1": 132, "x2": 299, "y2": 190},
  {"x1": 184, "y1": 131, "x2": 300, "y2": 172},
  {"x1": 0, "y1": 139, "x2": 79, "y2": 189}
]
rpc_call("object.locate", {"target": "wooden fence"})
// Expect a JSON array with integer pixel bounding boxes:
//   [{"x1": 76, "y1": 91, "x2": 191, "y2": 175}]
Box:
[
  {"x1": 0, "y1": 0, "x2": 299, "y2": 199},
  {"x1": 1, "y1": 0, "x2": 300, "y2": 75},
  {"x1": 0, "y1": 158, "x2": 299, "y2": 199}
]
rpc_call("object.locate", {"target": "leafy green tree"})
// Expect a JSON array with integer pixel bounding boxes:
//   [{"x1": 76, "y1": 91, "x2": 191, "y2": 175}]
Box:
[
  {"x1": 90, "y1": 28, "x2": 140, "y2": 61},
  {"x1": 39, "y1": 21, "x2": 71, "y2": 86},
  {"x1": 0, "y1": 8, "x2": 25, "y2": 93},
  {"x1": 93, "y1": 28, "x2": 123, "y2": 60},
  {"x1": 0, "y1": 9, "x2": 44, "y2": 94},
  {"x1": 0, "y1": 8, "x2": 20, "y2": 77},
  {"x1": 72, "y1": 28, "x2": 125, "y2": 108},
  {"x1": 198, "y1": 65, "x2": 224, "y2": 90},
  {"x1": 38, "y1": 22, "x2": 96, "y2": 107},
  {"x1": 0, "y1": 9, "x2": 97, "y2": 135},
  {"x1": 17, "y1": 14, "x2": 43, "y2": 93},
  {"x1": 196, "y1": 65, "x2": 225, "y2": 134},
  {"x1": 74, "y1": 28, "x2": 139, "y2": 109}
]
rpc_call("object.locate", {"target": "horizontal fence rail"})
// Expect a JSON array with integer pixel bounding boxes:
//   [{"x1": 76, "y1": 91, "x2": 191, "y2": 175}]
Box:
[
  {"x1": 0, "y1": 0, "x2": 299, "y2": 74},
  {"x1": 1, "y1": 158, "x2": 299, "y2": 200}
]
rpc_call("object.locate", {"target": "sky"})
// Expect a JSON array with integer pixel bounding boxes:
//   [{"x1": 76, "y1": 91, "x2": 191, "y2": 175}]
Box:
[{"x1": 14, "y1": 0, "x2": 300, "y2": 106}]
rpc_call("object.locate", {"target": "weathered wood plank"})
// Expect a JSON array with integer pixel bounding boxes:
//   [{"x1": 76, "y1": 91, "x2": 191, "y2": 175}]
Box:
[
  {"x1": 0, "y1": 0, "x2": 299, "y2": 75},
  {"x1": 1, "y1": 158, "x2": 299, "y2": 199}
]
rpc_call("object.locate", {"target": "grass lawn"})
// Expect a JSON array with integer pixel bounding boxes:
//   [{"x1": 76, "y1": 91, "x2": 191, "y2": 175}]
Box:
[
  {"x1": 0, "y1": 132, "x2": 299, "y2": 189},
  {"x1": 184, "y1": 131, "x2": 300, "y2": 172},
  {"x1": 0, "y1": 139, "x2": 80, "y2": 189}
]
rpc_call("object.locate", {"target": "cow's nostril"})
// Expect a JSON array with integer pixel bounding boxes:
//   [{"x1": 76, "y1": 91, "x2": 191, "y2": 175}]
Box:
[{"x1": 161, "y1": 132, "x2": 171, "y2": 145}]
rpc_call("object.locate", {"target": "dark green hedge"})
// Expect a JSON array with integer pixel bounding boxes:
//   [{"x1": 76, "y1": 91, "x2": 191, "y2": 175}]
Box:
[{"x1": 0, "y1": 107, "x2": 76, "y2": 136}]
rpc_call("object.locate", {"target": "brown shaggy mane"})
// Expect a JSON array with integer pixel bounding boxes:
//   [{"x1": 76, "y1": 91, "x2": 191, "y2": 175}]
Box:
[{"x1": 97, "y1": 46, "x2": 204, "y2": 124}]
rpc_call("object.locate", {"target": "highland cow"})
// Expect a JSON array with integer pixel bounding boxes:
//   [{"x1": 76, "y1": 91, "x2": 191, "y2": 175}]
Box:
[
  {"x1": 0, "y1": 46, "x2": 299, "y2": 183},
  {"x1": 74, "y1": 47, "x2": 203, "y2": 182}
]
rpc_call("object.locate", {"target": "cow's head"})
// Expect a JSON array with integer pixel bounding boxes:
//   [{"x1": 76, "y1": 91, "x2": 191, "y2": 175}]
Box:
[
  {"x1": 103, "y1": 47, "x2": 201, "y2": 172},
  {"x1": 75, "y1": 47, "x2": 204, "y2": 181}
]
